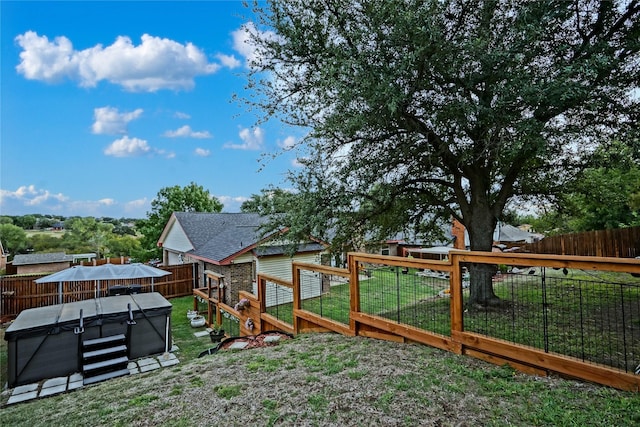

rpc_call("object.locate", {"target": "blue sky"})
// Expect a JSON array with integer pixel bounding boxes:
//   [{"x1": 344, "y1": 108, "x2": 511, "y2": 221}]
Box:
[{"x1": 1, "y1": 1, "x2": 303, "y2": 218}]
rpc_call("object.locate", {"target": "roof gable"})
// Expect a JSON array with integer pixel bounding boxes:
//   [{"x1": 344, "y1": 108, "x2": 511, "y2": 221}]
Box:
[{"x1": 168, "y1": 212, "x2": 273, "y2": 263}]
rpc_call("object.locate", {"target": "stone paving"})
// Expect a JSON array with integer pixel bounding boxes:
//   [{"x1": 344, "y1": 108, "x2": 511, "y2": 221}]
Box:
[{"x1": 3, "y1": 350, "x2": 180, "y2": 406}]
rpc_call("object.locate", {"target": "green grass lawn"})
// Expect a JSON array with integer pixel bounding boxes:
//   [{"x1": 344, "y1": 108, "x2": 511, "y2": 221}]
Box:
[
  {"x1": 3, "y1": 268, "x2": 637, "y2": 395},
  {"x1": 169, "y1": 296, "x2": 220, "y2": 361},
  {"x1": 265, "y1": 267, "x2": 640, "y2": 371},
  {"x1": 2, "y1": 287, "x2": 639, "y2": 425},
  {"x1": 268, "y1": 267, "x2": 449, "y2": 327},
  {"x1": 1, "y1": 332, "x2": 638, "y2": 426}
]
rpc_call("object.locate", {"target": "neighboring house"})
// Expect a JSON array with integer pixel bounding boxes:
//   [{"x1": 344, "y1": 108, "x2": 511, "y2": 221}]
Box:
[
  {"x1": 11, "y1": 252, "x2": 73, "y2": 275},
  {"x1": 157, "y1": 212, "x2": 328, "y2": 305},
  {"x1": 496, "y1": 223, "x2": 543, "y2": 245},
  {"x1": 382, "y1": 219, "x2": 543, "y2": 258},
  {"x1": 71, "y1": 253, "x2": 98, "y2": 264},
  {"x1": 374, "y1": 220, "x2": 465, "y2": 258}
]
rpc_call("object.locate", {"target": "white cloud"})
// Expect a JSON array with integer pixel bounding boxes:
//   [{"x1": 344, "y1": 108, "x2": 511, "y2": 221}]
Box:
[
  {"x1": 195, "y1": 148, "x2": 211, "y2": 157},
  {"x1": 123, "y1": 198, "x2": 149, "y2": 214},
  {"x1": 278, "y1": 135, "x2": 296, "y2": 150},
  {"x1": 16, "y1": 31, "x2": 220, "y2": 92},
  {"x1": 0, "y1": 185, "x2": 151, "y2": 218},
  {"x1": 216, "y1": 195, "x2": 248, "y2": 212},
  {"x1": 154, "y1": 148, "x2": 176, "y2": 159},
  {"x1": 232, "y1": 22, "x2": 278, "y2": 68},
  {"x1": 224, "y1": 127, "x2": 264, "y2": 150},
  {"x1": 104, "y1": 136, "x2": 152, "y2": 157},
  {"x1": 174, "y1": 111, "x2": 191, "y2": 119},
  {"x1": 163, "y1": 125, "x2": 212, "y2": 139},
  {"x1": 97, "y1": 198, "x2": 116, "y2": 206},
  {"x1": 92, "y1": 106, "x2": 143, "y2": 135},
  {"x1": 216, "y1": 53, "x2": 241, "y2": 69},
  {"x1": 0, "y1": 185, "x2": 68, "y2": 207}
]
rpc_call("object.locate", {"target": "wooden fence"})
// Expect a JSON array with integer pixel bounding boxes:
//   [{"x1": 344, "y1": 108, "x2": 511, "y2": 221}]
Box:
[
  {"x1": 522, "y1": 226, "x2": 640, "y2": 257},
  {"x1": 79, "y1": 257, "x2": 130, "y2": 266},
  {"x1": 197, "y1": 252, "x2": 640, "y2": 392},
  {"x1": 0, "y1": 263, "x2": 197, "y2": 322}
]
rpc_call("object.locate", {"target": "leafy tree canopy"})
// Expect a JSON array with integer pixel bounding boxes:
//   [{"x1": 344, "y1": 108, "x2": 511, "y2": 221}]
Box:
[
  {"x1": 13, "y1": 215, "x2": 37, "y2": 230},
  {"x1": 244, "y1": 0, "x2": 640, "y2": 306},
  {"x1": 29, "y1": 234, "x2": 64, "y2": 253},
  {"x1": 241, "y1": 187, "x2": 299, "y2": 214},
  {"x1": 62, "y1": 217, "x2": 114, "y2": 257},
  {"x1": 138, "y1": 182, "x2": 223, "y2": 258},
  {"x1": 531, "y1": 139, "x2": 640, "y2": 233},
  {"x1": 0, "y1": 224, "x2": 29, "y2": 257},
  {"x1": 107, "y1": 235, "x2": 142, "y2": 258}
]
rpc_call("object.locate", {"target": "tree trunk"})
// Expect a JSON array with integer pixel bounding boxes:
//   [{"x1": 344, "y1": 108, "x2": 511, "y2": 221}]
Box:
[
  {"x1": 465, "y1": 210, "x2": 500, "y2": 308},
  {"x1": 468, "y1": 262, "x2": 499, "y2": 307}
]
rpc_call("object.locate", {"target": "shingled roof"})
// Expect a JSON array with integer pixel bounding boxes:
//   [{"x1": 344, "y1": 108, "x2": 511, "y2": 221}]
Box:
[
  {"x1": 168, "y1": 212, "x2": 325, "y2": 264},
  {"x1": 167, "y1": 212, "x2": 326, "y2": 263},
  {"x1": 12, "y1": 252, "x2": 72, "y2": 265}
]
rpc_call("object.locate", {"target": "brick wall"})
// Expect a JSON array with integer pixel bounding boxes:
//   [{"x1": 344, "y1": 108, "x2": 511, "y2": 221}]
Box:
[
  {"x1": 16, "y1": 261, "x2": 71, "y2": 275},
  {"x1": 202, "y1": 261, "x2": 254, "y2": 305}
]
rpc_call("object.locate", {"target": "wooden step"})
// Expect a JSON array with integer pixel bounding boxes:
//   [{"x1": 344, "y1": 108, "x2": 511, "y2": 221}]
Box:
[
  {"x1": 83, "y1": 345, "x2": 127, "y2": 360},
  {"x1": 83, "y1": 368, "x2": 130, "y2": 386},
  {"x1": 83, "y1": 356, "x2": 129, "y2": 373},
  {"x1": 83, "y1": 334, "x2": 126, "y2": 348}
]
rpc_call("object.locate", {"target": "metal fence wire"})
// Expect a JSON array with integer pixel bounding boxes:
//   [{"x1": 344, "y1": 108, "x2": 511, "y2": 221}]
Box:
[
  {"x1": 299, "y1": 271, "x2": 350, "y2": 325},
  {"x1": 357, "y1": 263, "x2": 452, "y2": 337},
  {"x1": 264, "y1": 279, "x2": 294, "y2": 325},
  {"x1": 220, "y1": 309, "x2": 240, "y2": 337},
  {"x1": 462, "y1": 265, "x2": 640, "y2": 373}
]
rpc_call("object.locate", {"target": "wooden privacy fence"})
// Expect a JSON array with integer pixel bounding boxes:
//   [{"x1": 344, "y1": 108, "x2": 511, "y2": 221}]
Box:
[
  {"x1": 522, "y1": 226, "x2": 640, "y2": 257},
  {"x1": 200, "y1": 252, "x2": 640, "y2": 391},
  {"x1": 79, "y1": 256, "x2": 130, "y2": 266},
  {"x1": 0, "y1": 263, "x2": 197, "y2": 321}
]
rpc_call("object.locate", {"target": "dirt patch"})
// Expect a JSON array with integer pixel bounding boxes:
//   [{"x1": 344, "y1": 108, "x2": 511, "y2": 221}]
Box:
[{"x1": 218, "y1": 331, "x2": 293, "y2": 350}]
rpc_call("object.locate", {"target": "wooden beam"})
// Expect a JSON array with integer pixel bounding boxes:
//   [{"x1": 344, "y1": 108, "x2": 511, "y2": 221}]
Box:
[
  {"x1": 454, "y1": 331, "x2": 640, "y2": 392},
  {"x1": 351, "y1": 311, "x2": 461, "y2": 353}
]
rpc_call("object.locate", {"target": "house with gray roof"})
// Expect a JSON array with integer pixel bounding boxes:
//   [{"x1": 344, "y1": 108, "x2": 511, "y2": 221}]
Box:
[
  {"x1": 157, "y1": 212, "x2": 327, "y2": 305},
  {"x1": 11, "y1": 252, "x2": 73, "y2": 275}
]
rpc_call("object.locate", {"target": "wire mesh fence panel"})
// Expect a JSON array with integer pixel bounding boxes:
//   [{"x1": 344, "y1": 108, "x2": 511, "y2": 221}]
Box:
[
  {"x1": 299, "y1": 271, "x2": 350, "y2": 325},
  {"x1": 357, "y1": 263, "x2": 452, "y2": 336},
  {"x1": 221, "y1": 309, "x2": 240, "y2": 337},
  {"x1": 195, "y1": 295, "x2": 209, "y2": 313},
  {"x1": 264, "y1": 280, "x2": 294, "y2": 326},
  {"x1": 463, "y1": 265, "x2": 640, "y2": 373}
]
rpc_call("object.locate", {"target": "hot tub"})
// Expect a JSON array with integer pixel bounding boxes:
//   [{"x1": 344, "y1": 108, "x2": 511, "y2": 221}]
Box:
[{"x1": 4, "y1": 292, "x2": 172, "y2": 388}]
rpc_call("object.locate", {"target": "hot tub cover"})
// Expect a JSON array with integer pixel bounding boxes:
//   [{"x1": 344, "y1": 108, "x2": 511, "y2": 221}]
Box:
[{"x1": 5, "y1": 293, "x2": 171, "y2": 340}]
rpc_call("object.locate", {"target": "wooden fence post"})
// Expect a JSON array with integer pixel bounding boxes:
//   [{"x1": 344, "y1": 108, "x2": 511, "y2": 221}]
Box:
[{"x1": 348, "y1": 253, "x2": 360, "y2": 336}]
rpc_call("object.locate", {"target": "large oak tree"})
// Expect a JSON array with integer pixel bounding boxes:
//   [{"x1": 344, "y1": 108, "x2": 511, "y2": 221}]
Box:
[{"x1": 244, "y1": 0, "x2": 640, "y2": 306}]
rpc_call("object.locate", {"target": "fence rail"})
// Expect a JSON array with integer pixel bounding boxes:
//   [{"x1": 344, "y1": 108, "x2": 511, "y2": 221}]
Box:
[
  {"x1": 0, "y1": 263, "x2": 196, "y2": 321},
  {"x1": 230, "y1": 252, "x2": 640, "y2": 391}
]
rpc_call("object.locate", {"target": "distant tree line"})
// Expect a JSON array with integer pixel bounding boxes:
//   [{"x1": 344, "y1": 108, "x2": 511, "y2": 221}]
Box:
[
  {"x1": 0, "y1": 182, "x2": 223, "y2": 266},
  {"x1": 0, "y1": 215, "x2": 142, "y2": 262}
]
